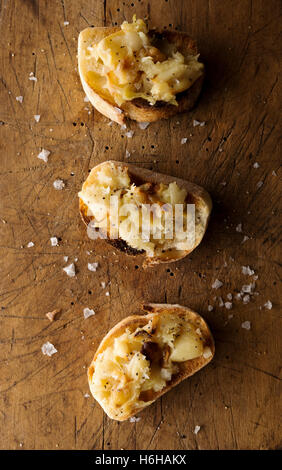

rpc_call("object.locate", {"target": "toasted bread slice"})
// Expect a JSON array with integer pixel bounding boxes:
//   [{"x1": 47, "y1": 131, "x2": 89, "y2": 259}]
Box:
[
  {"x1": 88, "y1": 303, "x2": 214, "y2": 421},
  {"x1": 78, "y1": 24, "x2": 204, "y2": 124},
  {"x1": 79, "y1": 160, "x2": 212, "y2": 267}
]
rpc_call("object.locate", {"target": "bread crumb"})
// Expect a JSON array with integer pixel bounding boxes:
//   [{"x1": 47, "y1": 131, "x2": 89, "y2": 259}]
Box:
[{"x1": 46, "y1": 310, "x2": 59, "y2": 322}]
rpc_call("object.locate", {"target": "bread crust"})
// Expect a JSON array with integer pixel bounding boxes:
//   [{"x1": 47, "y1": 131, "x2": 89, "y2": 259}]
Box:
[
  {"x1": 79, "y1": 160, "x2": 212, "y2": 267},
  {"x1": 88, "y1": 303, "x2": 215, "y2": 421},
  {"x1": 78, "y1": 26, "x2": 204, "y2": 124}
]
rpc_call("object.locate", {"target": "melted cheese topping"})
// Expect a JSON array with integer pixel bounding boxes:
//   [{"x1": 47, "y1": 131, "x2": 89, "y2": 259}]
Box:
[
  {"x1": 78, "y1": 163, "x2": 198, "y2": 257},
  {"x1": 89, "y1": 313, "x2": 205, "y2": 419},
  {"x1": 83, "y1": 16, "x2": 204, "y2": 106}
]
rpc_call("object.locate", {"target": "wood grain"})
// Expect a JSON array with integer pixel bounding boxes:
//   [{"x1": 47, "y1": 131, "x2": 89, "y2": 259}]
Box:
[{"x1": 0, "y1": 0, "x2": 281, "y2": 450}]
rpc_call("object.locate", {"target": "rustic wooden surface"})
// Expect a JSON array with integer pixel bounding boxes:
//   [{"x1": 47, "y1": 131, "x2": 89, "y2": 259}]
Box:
[{"x1": 0, "y1": 0, "x2": 281, "y2": 450}]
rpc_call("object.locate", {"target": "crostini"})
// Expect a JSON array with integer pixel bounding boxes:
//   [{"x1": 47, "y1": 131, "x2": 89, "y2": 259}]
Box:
[
  {"x1": 78, "y1": 160, "x2": 212, "y2": 267},
  {"x1": 78, "y1": 16, "x2": 204, "y2": 124},
  {"x1": 88, "y1": 303, "x2": 214, "y2": 421}
]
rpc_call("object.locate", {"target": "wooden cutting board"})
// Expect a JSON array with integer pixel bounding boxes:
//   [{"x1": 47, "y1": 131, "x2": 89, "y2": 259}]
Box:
[{"x1": 0, "y1": 0, "x2": 280, "y2": 450}]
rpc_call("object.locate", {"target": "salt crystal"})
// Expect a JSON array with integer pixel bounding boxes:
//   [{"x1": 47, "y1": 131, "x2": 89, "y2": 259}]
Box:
[
  {"x1": 241, "y1": 282, "x2": 255, "y2": 294},
  {"x1": 272, "y1": 170, "x2": 277, "y2": 176},
  {"x1": 242, "y1": 294, "x2": 250, "y2": 304},
  {"x1": 50, "y1": 237, "x2": 59, "y2": 247},
  {"x1": 203, "y1": 347, "x2": 212, "y2": 359},
  {"x1": 253, "y1": 162, "x2": 260, "y2": 168},
  {"x1": 241, "y1": 321, "x2": 251, "y2": 330},
  {"x1": 227, "y1": 293, "x2": 233, "y2": 300},
  {"x1": 84, "y1": 95, "x2": 90, "y2": 102},
  {"x1": 83, "y1": 307, "x2": 95, "y2": 319},
  {"x1": 181, "y1": 137, "x2": 187, "y2": 144},
  {"x1": 241, "y1": 235, "x2": 250, "y2": 244},
  {"x1": 84, "y1": 393, "x2": 90, "y2": 398},
  {"x1": 53, "y1": 179, "x2": 65, "y2": 190},
  {"x1": 193, "y1": 425, "x2": 201, "y2": 434},
  {"x1": 27, "y1": 241, "x2": 34, "y2": 248},
  {"x1": 125, "y1": 130, "x2": 134, "y2": 138},
  {"x1": 225, "y1": 302, "x2": 232, "y2": 310},
  {"x1": 129, "y1": 416, "x2": 141, "y2": 423},
  {"x1": 88, "y1": 262, "x2": 99, "y2": 272},
  {"x1": 207, "y1": 305, "x2": 213, "y2": 312},
  {"x1": 193, "y1": 119, "x2": 205, "y2": 127},
  {"x1": 125, "y1": 149, "x2": 131, "y2": 159},
  {"x1": 63, "y1": 263, "x2": 76, "y2": 277},
  {"x1": 63, "y1": 21, "x2": 69, "y2": 26},
  {"x1": 138, "y1": 122, "x2": 150, "y2": 130},
  {"x1": 16, "y1": 96, "x2": 23, "y2": 103},
  {"x1": 29, "y1": 76, "x2": 37, "y2": 82},
  {"x1": 34, "y1": 115, "x2": 40, "y2": 122},
  {"x1": 37, "y1": 149, "x2": 50, "y2": 163},
  {"x1": 236, "y1": 223, "x2": 242, "y2": 233},
  {"x1": 212, "y1": 279, "x2": 223, "y2": 289},
  {"x1": 105, "y1": 291, "x2": 110, "y2": 296},
  {"x1": 218, "y1": 296, "x2": 224, "y2": 307},
  {"x1": 257, "y1": 181, "x2": 263, "y2": 189},
  {"x1": 41, "y1": 341, "x2": 57, "y2": 356},
  {"x1": 63, "y1": 256, "x2": 68, "y2": 262},
  {"x1": 264, "y1": 300, "x2": 272, "y2": 310},
  {"x1": 101, "y1": 282, "x2": 106, "y2": 289},
  {"x1": 242, "y1": 266, "x2": 255, "y2": 276}
]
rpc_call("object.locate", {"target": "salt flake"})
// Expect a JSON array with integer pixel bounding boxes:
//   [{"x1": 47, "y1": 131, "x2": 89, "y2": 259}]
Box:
[
  {"x1": 212, "y1": 279, "x2": 223, "y2": 289},
  {"x1": 37, "y1": 149, "x2": 50, "y2": 163},
  {"x1": 50, "y1": 237, "x2": 59, "y2": 247},
  {"x1": 63, "y1": 263, "x2": 76, "y2": 277},
  {"x1": 83, "y1": 307, "x2": 95, "y2": 319},
  {"x1": 241, "y1": 321, "x2": 251, "y2": 330},
  {"x1": 193, "y1": 425, "x2": 201, "y2": 434},
  {"x1": 53, "y1": 179, "x2": 65, "y2": 190},
  {"x1": 88, "y1": 262, "x2": 99, "y2": 272},
  {"x1": 41, "y1": 341, "x2": 57, "y2": 356},
  {"x1": 129, "y1": 416, "x2": 141, "y2": 423}
]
